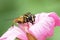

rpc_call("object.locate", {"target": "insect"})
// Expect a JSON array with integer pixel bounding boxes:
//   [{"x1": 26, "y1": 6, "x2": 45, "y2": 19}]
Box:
[{"x1": 13, "y1": 12, "x2": 35, "y2": 24}]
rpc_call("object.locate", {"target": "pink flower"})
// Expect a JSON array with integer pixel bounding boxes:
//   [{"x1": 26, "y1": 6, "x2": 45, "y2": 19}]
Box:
[{"x1": 0, "y1": 12, "x2": 60, "y2": 40}]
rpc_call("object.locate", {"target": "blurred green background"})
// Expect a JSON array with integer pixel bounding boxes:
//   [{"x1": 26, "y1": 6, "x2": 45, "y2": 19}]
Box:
[{"x1": 0, "y1": 0, "x2": 60, "y2": 40}]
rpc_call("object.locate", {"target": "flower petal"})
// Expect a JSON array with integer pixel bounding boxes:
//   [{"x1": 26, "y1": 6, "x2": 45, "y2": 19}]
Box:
[
  {"x1": 1, "y1": 25, "x2": 28, "y2": 40},
  {"x1": 35, "y1": 12, "x2": 49, "y2": 23},
  {"x1": 48, "y1": 12, "x2": 60, "y2": 26},
  {"x1": 29, "y1": 14, "x2": 55, "y2": 40},
  {"x1": 0, "y1": 37, "x2": 7, "y2": 40}
]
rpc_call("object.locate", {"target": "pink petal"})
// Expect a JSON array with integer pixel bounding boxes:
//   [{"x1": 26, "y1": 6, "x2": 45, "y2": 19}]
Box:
[
  {"x1": 48, "y1": 12, "x2": 60, "y2": 26},
  {"x1": 35, "y1": 12, "x2": 49, "y2": 23},
  {"x1": 29, "y1": 13, "x2": 55, "y2": 40},
  {"x1": 0, "y1": 37, "x2": 7, "y2": 40},
  {"x1": 0, "y1": 25, "x2": 28, "y2": 40}
]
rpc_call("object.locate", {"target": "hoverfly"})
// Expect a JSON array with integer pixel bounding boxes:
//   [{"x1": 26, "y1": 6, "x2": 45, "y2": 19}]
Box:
[{"x1": 13, "y1": 12, "x2": 35, "y2": 24}]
